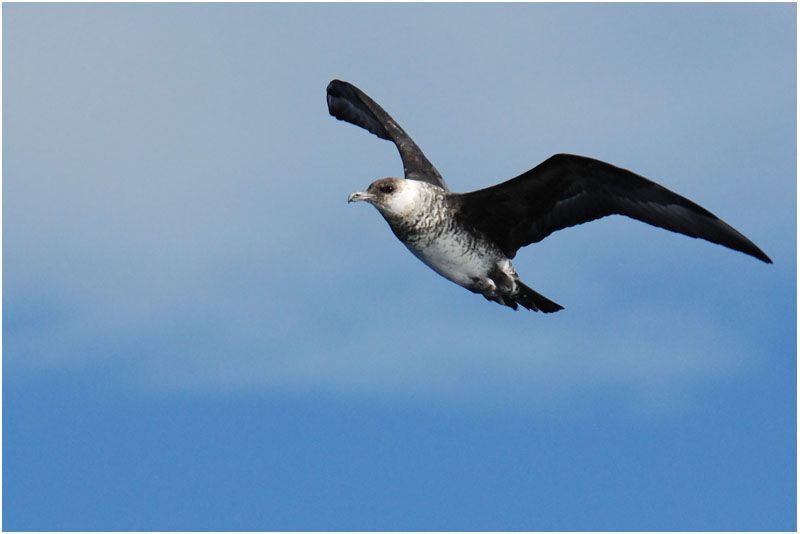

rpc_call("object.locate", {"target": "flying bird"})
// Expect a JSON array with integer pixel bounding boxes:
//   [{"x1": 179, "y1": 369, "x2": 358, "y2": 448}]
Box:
[{"x1": 327, "y1": 79, "x2": 771, "y2": 312}]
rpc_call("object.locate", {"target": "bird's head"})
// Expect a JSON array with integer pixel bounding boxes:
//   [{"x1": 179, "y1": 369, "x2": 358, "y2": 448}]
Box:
[{"x1": 347, "y1": 177, "x2": 423, "y2": 218}]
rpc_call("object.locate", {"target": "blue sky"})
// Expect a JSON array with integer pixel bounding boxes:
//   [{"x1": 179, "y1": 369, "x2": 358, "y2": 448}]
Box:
[{"x1": 3, "y1": 3, "x2": 795, "y2": 531}]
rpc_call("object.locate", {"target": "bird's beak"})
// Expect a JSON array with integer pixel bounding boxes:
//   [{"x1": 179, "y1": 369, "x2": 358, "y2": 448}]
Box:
[{"x1": 347, "y1": 191, "x2": 375, "y2": 203}]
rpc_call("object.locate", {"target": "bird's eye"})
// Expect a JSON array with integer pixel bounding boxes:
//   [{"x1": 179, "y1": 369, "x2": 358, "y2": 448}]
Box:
[{"x1": 379, "y1": 184, "x2": 395, "y2": 194}]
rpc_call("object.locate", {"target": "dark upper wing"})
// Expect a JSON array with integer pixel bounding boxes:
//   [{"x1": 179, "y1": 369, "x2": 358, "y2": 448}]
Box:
[
  {"x1": 326, "y1": 80, "x2": 448, "y2": 190},
  {"x1": 455, "y1": 153, "x2": 772, "y2": 263}
]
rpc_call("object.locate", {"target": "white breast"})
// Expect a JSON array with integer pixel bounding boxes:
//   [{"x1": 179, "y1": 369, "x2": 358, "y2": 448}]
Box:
[
  {"x1": 374, "y1": 180, "x2": 515, "y2": 290},
  {"x1": 405, "y1": 228, "x2": 500, "y2": 288}
]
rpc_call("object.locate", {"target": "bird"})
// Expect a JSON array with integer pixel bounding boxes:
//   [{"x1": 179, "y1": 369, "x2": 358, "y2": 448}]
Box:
[{"x1": 327, "y1": 79, "x2": 771, "y2": 312}]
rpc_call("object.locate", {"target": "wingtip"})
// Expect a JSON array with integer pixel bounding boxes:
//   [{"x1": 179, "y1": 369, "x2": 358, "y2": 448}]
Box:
[
  {"x1": 326, "y1": 79, "x2": 351, "y2": 96},
  {"x1": 744, "y1": 244, "x2": 772, "y2": 264},
  {"x1": 326, "y1": 80, "x2": 343, "y2": 104}
]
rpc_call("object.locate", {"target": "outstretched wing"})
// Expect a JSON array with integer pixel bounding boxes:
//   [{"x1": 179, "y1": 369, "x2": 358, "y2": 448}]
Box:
[
  {"x1": 326, "y1": 79, "x2": 448, "y2": 190},
  {"x1": 456, "y1": 153, "x2": 771, "y2": 263}
]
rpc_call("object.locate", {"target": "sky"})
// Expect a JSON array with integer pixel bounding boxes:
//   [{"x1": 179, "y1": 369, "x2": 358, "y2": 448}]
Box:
[{"x1": 2, "y1": 3, "x2": 796, "y2": 531}]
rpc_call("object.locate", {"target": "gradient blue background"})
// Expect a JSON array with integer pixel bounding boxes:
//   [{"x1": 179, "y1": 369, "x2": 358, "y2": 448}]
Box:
[{"x1": 3, "y1": 3, "x2": 796, "y2": 531}]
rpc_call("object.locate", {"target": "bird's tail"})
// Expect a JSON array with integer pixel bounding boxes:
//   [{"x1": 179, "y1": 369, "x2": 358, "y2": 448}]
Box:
[{"x1": 513, "y1": 281, "x2": 564, "y2": 313}]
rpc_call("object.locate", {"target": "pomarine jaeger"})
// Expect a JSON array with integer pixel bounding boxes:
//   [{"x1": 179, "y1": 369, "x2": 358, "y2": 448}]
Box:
[{"x1": 327, "y1": 79, "x2": 771, "y2": 313}]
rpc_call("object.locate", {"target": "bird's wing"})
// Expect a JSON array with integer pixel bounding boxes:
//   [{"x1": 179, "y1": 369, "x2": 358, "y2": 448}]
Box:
[
  {"x1": 455, "y1": 153, "x2": 771, "y2": 263},
  {"x1": 326, "y1": 80, "x2": 449, "y2": 190}
]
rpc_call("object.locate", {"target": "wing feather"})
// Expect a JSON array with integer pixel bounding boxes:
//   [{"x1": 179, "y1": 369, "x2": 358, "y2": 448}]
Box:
[
  {"x1": 456, "y1": 153, "x2": 771, "y2": 263},
  {"x1": 326, "y1": 80, "x2": 448, "y2": 190}
]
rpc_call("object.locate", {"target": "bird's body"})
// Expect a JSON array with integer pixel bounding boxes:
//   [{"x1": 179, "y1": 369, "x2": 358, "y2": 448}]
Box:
[
  {"x1": 349, "y1": 178, "x2": 562, "y2": 310},
  {"x1": 328, "y1": 79, "x2": 771, "y2": 312}
]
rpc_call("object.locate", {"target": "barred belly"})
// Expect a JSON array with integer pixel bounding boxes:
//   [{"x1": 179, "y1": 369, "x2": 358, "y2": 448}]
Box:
[{"x1": 403, "y1": 224, "x2": 509, "y2": 289}]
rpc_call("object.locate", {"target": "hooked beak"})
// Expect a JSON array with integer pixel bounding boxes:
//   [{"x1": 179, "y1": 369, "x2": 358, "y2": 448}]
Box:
[{"x1": 347, "y1": 191, "x2": 375, "y2": 203}]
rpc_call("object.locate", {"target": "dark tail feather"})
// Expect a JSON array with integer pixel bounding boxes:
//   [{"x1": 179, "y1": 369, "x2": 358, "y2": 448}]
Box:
[{"x1": 514, "y1": 281, "x2": 564, "y2": 313}]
